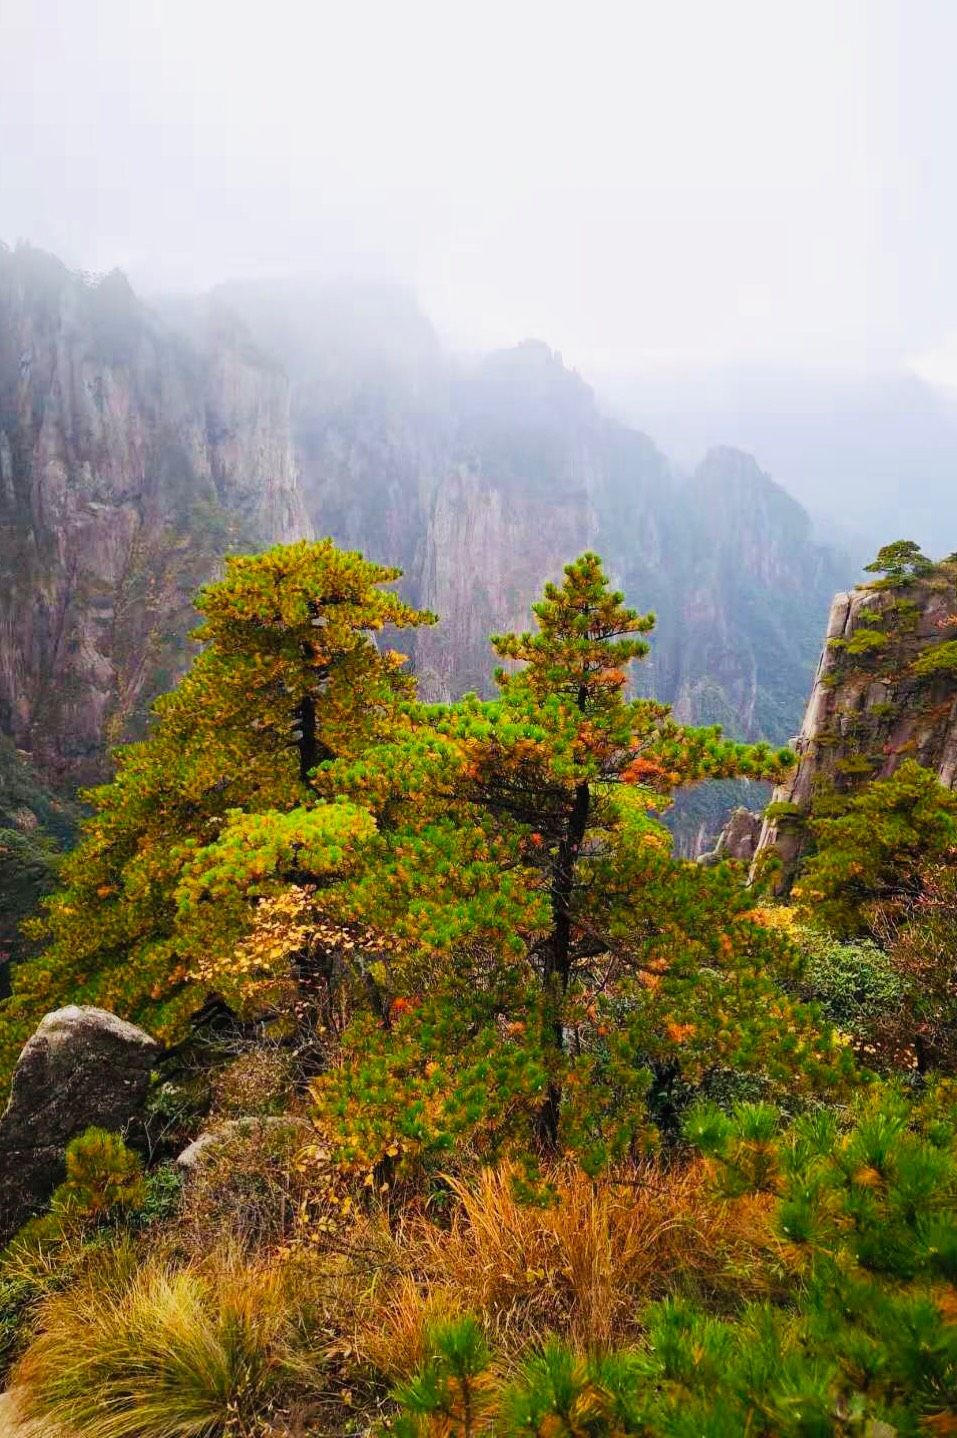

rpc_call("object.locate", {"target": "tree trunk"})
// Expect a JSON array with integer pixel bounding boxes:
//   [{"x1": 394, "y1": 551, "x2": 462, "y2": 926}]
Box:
[
  {"x1": 295, "y1": 694, "x2": 333, "y2": 787},
  {"x1": 536, "y1": 777, "x2": 590, "y2": 1149}
]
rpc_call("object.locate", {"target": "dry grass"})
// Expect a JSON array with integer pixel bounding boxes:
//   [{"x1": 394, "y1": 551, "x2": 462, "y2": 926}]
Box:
[
  {"x1": 176, "y1": 1119, "x2": 315, "y2": 1253},
  {"x1": 12, "y1": 1245, "x2": 314, "y2": 1438},
  {"x1": 9, "y1": 1157, "x2": 784, "y2": 1434},
  {"x1": 354, "y1": 1159, "x2": 782, "y2": 1373},
  {"x1": 210, "y1": 1045, "x2": 301, "y2": 1120},
  {"x1": 357, "y1": 1273, "x2": 464, "y2": 1380}
]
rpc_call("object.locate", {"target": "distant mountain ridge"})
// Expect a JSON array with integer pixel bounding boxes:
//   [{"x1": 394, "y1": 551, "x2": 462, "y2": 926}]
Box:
[
  {"x1": 0, "y1": 248, "x2": 853, "y2": 862},
  {"x1": 216, "y1": 282, "x2": 851, "y2": 748}
]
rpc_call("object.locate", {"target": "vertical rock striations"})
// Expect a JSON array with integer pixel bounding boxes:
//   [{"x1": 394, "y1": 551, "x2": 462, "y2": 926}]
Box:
[{"x1": 0, "y1": 245, "x2": 309, "y2": 783}]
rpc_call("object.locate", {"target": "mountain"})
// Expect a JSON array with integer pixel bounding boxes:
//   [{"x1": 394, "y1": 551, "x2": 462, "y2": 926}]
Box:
[
  {"x1": 0, "y1": 249, "x2": 854, "y2": 862},
  {"x1": 218, "y1": 281, "x2": 852, "y2": 759},
  {"x1": 0, "y1": 244, "x2": 308, "y2": 784},
  {"x1": 600, "y1": 365, "x2": 957, "y2": 557}
]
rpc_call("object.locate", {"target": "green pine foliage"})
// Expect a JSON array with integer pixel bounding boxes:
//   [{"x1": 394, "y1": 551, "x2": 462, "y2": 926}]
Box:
[
  {"x1": 0, "y1": 540, "x2": 435, "y2": 1089},
  {"x1": 307, "y1": 554, "x2": 848, "y2": 1172},
  {"x1": 797, "y1": 760, "x2": 957, "y2": 937},
  {"x1": 864, "y1": 539, "x2": 936, "y2": 587}
]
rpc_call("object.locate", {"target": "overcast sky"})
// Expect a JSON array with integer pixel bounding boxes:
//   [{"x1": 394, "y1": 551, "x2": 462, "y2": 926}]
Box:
[{"x1": 2, "y1": 0, "x2": 956, "y2": 387}]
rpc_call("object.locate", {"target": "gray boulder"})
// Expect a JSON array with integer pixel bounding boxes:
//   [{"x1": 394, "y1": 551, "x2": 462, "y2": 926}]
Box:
[{"x1": 0, "y1": 1005, "x2": 159, "y2": 1243}]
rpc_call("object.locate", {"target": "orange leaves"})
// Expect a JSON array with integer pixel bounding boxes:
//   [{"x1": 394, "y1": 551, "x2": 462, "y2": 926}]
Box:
[
  {"x1": 935, "y1": 1286, "x2": 957, "y2": 1326},
  {"x1": 665, "y1": 1020, "x2": 697, "y2": 1044},
  {"x1": 620, "y1": 755, "x2": 662, "y2": 782}
]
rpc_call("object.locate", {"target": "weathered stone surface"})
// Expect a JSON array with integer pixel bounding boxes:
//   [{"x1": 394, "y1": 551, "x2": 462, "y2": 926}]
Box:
[
  {"x1": 755, "y1": 572, "x2": 957, "y2": 880},
  {"x1": 0, "y1": 1005, "x2": 159, "y2": 1242},
  {"x1": 699, "y1": 807, "x2": 764, "y2": 866},
  {"x1": 0, "y1": 245, "x2": 311, "y2": 786},
  {"x1": 717, "y1": 807, "x2": 764, "y2": 862},
  {"x1": 176, "y1": 1116, "x2": 311, "y2": 1172}
]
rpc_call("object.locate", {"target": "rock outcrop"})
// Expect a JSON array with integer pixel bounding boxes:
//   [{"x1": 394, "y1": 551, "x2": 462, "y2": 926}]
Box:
[
  {"x1": 0, "y1": 1004, "x2": 159, "y2": 1241},
  {"x1": 175, "y1": 1116, "x2": 311, "y2": 1173},
  {"x1": 755, "y1": 558, "x2": 957, "y2": 876},
  {"x1": 0, "y1": 245, "x2": 310, "y2": 785},
  {"x1": 698, "y1": 806, "x2": 765, "y2": 866}
]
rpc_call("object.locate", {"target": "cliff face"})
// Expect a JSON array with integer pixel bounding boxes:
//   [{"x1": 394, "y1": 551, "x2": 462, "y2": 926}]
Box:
[
  {"x1": 415, "y1": 343, "x2": 605, "y2": 697},
  {"x1": 1, "y1": 252, "x2": 853, "y2": 830},
  {"x1": 756, "y1": 560, "x2": 957, "y2": 872},
  {"x1": 0, "y1": 246, "x2": 309, "y2": 782},
  {"x1": 663, "y1": 447, "x2": 849, "y2": 739},
  {"x1": 220, "y1": 282, "x2": 851, "y2": 753}
]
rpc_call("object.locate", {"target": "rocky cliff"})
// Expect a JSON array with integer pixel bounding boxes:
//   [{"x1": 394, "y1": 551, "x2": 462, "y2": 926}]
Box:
[
  {"x1": 755, "y1": 553, "x2": 957, "y2": 874},
  {"x1": 0, "y1": 245, "x2": 309, "y2": 784},
  {"x1": 219, "y1": 282, "x2": 851, "y2": 756},
  {"x1": 0, "y1": 253, "x2": 854, "y2": 864}
]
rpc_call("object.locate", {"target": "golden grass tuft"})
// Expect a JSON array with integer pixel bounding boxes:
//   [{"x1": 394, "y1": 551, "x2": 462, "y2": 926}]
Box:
[
  {"x1": 354, "y1": 1159, "x2": 782, "y2": 1369},
  {"x1": 12, "y1": 1246, "x2": 296, "y2": 1438},
  {"x1": 10, "y1": 1157, "x2": 784, "y2": 1433},
  {"x1": 357, "y1": 1273, "x2": 463, "y2": 1381}
]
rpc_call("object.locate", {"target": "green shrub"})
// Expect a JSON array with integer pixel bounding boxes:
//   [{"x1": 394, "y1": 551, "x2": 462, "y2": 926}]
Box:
[
  {"x1": 391, "y1": 1316, "x2": 494, "y2": 1436},
  {"x1": 57, "y1": 1127, "x2": 146, "y2": 1218},
  {"x1": 796, "y1": 928, "x2": 902, "y2": 1038}
]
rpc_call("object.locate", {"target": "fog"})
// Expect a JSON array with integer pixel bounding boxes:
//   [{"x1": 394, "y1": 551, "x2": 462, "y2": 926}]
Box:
[{"x1": 3, "y1": 0, "x2": 957, "y2": 548}]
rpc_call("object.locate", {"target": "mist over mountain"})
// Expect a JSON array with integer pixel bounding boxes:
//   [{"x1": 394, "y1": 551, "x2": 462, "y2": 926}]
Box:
[
  {"x1": 0, "y1": 243, "x2": 854, "y2": 862},
  {"x1": 213, "y1": 274, "x2": 853, "y2": 745},
  {"x1": 599, "y1": 365, "x2": 957, "y2": 557}
]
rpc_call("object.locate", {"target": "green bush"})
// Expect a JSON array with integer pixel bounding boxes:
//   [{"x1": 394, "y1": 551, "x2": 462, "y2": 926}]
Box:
[{"x1": 796, "y1": 928, "x2": 902, "y2": 1039}]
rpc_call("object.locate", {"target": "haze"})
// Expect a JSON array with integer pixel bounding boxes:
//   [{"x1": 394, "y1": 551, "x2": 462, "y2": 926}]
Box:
[{"x1": 3, "y1": 0, "x2": 957, "y2": 548}]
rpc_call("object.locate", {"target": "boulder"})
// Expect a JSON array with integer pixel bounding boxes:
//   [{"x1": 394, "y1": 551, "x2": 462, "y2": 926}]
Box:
[{"x1": 0, "y1": 1005, "x2": 159, "y2": 1243}]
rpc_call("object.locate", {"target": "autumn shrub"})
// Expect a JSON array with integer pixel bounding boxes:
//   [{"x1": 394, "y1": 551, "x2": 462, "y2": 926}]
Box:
[{"x1": 175, "y1": 1118, "x2": 318, "y2": 1253}]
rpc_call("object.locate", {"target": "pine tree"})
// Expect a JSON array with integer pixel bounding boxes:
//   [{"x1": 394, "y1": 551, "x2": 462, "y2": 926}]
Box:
[
  {"x1": 307, "y1": 556, "x2": 850, "y2": 1170},
  {"x1": 0, "y1": 540, "x2": 434, "y2": 1086},
  {"x1": 864, "y1": 538, "x2": 935, "y2": 586},
  {"x1": 796, "y1": 759, "x2": 957, "y2": 937}
]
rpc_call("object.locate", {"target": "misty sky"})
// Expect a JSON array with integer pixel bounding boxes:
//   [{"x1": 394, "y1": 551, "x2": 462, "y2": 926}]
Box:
[{"x1": 3, "y1": 0, "x2": 957, "y2": 390}]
